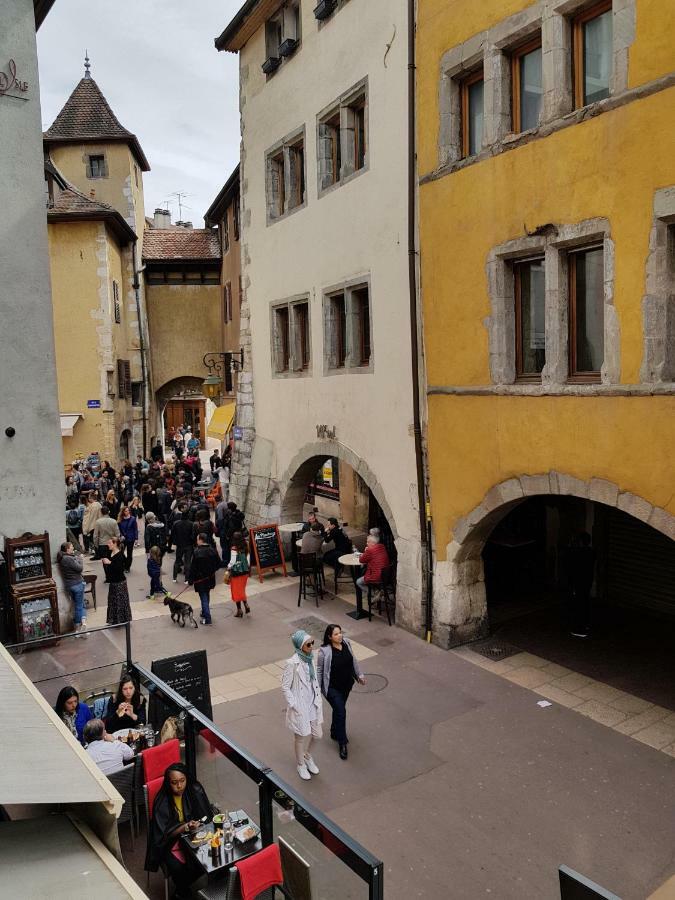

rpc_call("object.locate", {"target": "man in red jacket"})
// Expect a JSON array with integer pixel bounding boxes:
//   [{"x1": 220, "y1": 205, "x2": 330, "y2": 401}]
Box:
[{"x1": 355, "y1": 534, "x2": 390, "y2": 610}]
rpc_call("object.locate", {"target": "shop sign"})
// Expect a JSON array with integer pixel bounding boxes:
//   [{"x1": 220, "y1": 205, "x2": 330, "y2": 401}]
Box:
[
  {"x1": 0, "y1": 59, "x2": 29, "y2": 100},
  {"x1": 87, "y1": 399, "x2": 101, "y2": 408},
  {"x1": 316, "y1": 424, "x2": 336, "y2": 440}
]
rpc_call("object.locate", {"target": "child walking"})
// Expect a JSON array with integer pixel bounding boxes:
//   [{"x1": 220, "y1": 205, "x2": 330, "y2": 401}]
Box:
[
  {"x1": 147, "y1": 545, "x2": 168, "y2": 599},
  {"x1": 227, "y1": 531, "x2": 250, "y2": 617}
]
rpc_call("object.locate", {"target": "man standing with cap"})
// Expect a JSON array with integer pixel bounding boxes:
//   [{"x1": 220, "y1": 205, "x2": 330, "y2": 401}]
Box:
[{"x1": 281, "y1": 630, "x2": 323, "y2": 780}]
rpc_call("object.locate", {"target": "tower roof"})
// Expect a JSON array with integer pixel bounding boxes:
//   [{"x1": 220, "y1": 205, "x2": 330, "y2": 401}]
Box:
[{"x1": 44, "y1": 74, "x2": 150, "y2": 171}]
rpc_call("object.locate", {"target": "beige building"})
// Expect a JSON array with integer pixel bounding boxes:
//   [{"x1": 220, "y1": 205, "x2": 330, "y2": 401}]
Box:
[
  {"x1": 44, "y1": 63, "x2": 154, "y2": 466},
  {"x1": 215, "y1": 0, "x2": 424, "y2": 628}
]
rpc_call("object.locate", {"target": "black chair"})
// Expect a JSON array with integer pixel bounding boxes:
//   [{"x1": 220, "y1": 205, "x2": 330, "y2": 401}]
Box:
[
  {"x1": 297, "y1": 553, "x2": 324, "y2": 607},
  {"x1": 131, "y1": 753, "x2": 145, "y2": 834},
  {"x1": 366, "y1": 565, "x2": 396, "y2": 626},
  {"x1": 108, "y1": 761, "x2": 136, "y2": 848}
]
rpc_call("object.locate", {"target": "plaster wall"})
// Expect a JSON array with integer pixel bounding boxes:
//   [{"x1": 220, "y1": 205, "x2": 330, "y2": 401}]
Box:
[
  {"x1": 221, "y1": 201, "x2": 242, "y2": 363},
  {"x1": 0, "y1": 0, "x2": 66, "y2": 552},
  {"x1": 237, "y1": 0, "x2": 423, "y2": 629}
]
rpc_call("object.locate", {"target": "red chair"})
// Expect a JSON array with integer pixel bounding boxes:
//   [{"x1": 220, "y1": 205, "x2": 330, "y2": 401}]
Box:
[{"x1": 142, "y1": 738, "x2": 180, "y2": 784}]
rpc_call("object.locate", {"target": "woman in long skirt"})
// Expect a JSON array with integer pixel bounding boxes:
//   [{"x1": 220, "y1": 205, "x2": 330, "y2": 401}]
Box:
[
  {"x1": 102, "y1": 537, "x2": 132, "y2": 624},
  {"x1": 227, "y1": 531, "x2": 250, "y2": 617}
]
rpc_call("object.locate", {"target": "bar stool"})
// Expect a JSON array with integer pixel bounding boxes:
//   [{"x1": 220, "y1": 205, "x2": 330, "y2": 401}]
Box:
[
  {"x1": 366, "y1": 565, "x2": 396, "y2": 626},
  {"x1": 83, "y1": 572, "x2": 97, "y2": 610},
  {"x1": 297, "y1": 553, "x2": 324, "y2": 607}
]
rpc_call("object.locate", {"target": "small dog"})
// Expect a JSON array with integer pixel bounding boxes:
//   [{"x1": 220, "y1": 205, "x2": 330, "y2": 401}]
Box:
[{"x1": 163, "y1": 594, "x2": 198, "y2": 629}]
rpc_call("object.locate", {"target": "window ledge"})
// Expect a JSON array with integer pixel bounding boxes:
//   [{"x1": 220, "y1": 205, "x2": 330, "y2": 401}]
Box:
[
  {"x1": 318, "y1": 163, "x2": 368, "y2": 200},
  {"x1": 423, "y1": 71, "x2": 675, "y2": 185},
  {"x1": 428, "y1": 383, "x2": 675, "y2": 397},
  {"x1": 266, "y1": 199, "x2": 307, "y2": 228}
]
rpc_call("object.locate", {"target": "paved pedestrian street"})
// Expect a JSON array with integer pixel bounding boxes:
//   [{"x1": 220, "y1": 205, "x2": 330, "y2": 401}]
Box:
[{"x1": 67, "y1": 547, "x2": 675, "y2": 899}]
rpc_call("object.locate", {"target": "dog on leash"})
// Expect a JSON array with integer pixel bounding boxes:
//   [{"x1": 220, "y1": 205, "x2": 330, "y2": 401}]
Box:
[{"x1": 163, "y1": 594, "x2": 199, "y2": 628}]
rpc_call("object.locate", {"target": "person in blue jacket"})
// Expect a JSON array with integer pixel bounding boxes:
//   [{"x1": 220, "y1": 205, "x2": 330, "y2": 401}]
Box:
[
  {"x1": 55, "y1": 686, "x2": 91, "y2": 744},
  {"x1": 118, "y1": 506, "x2": 139, "y2": 572}
]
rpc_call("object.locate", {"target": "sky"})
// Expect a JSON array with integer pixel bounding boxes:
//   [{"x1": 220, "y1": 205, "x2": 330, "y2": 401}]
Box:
[{"x1": 37, "y1": 0, "x2": 243, "y2": 226}]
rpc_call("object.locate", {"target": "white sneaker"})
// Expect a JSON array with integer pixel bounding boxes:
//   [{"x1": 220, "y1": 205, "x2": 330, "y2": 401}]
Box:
[
  {"x1": 297, "y1": 764, "x2": 311, "y2": 780},
  {"x1": 304, "y1": 756, "x2": 319, "y2": 775}
]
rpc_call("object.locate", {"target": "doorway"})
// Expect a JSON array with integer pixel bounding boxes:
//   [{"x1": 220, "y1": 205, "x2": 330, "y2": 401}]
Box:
[{"x1": 164, "y1": 399, "x2": 206, "y2": 440}]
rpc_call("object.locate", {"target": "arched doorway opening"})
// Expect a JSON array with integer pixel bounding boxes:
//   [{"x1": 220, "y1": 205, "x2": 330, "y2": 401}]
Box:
[
  {"x1": 118, "y1": 428, "x2": 132, "y2": 463},
  {"x1": 155, "y1": 376, "x2": 213, "y2": 448},
  {"x1": 440, "y1": 475, "x2": 675, "y2": 706}
]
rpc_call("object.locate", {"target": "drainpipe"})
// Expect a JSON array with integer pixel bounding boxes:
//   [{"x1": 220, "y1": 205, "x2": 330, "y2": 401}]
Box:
[
  {"x1": 407, "y1": 0, "x2": 433, "y2": 641},
  {"x1": 132, "y1": 241, "x2": 148, "y2": 458}
]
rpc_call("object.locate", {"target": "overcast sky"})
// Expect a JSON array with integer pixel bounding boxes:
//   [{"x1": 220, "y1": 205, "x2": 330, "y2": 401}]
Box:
[{"x1": 37, "y1": 0, "x2": 242, "y2": 226}]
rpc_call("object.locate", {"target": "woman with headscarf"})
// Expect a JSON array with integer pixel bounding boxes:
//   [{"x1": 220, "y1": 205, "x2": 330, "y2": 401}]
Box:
[
  {"x1": 145, "y1": 762, "x2": 215, "y2": 899},
  {"x1": 281, "y1": 630, "x2": 323, "y2": 781}
]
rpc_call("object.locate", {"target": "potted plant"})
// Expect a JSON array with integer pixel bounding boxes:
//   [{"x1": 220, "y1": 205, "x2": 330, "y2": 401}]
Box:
[
  {"x1": 313, "y1": 0, "x2": 336, "y2": 21},
  {"x1": 279, "y1": 37, "x2": 298, "y2": 57},
  {"x1": 261, "y1": 56, "x2": 281, "y2": 75}
]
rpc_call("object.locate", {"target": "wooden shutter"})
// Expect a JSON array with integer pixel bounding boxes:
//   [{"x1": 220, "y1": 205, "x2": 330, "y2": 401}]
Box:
[{"x1": 117, "y1": 360, "x2": 131, "y2": 399}]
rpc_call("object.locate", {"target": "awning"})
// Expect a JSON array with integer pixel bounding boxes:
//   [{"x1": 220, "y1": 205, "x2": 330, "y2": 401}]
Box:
[
  {"x1": 60, "y1": 414, "x2": 82, "y2": 437},
  {"x1": 206, "y1": 402, "x2": 235, "y2": 440}
]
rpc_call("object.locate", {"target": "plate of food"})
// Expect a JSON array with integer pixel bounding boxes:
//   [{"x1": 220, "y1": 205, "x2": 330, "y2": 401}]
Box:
[
  {"x1": 190, "y1": 830, "x2": 213, "y2": 845},
  {"x1": 234, "y1": 823, "x2": 260, "y2": 844},
  {"x1": 112, "y1": 729, "x2": 141, "y2": 742},
  {"x1": 212, "y1": 813, "x2": 225, "y2": 826}
]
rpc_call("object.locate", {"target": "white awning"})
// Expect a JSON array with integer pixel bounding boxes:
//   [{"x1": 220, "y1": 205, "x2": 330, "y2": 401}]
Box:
[{"x1": 60, "y1": 414, "x2": 82, "y2": 437}]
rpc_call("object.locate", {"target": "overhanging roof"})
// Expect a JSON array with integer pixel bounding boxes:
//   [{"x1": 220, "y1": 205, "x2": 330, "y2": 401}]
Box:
[
  {"x1": 204, "y1": 164, "x2": 240, "y2": 227},
  {"x1": 215, "y1": 0, "x2": 283, "y2": 52},
  {"x1": 34, "y1": 0, "x2": 56, "y2": 29}
]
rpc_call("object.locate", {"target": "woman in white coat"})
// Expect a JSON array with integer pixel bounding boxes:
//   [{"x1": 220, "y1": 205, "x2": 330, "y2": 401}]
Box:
[{"x1": 281, "y1": 630, "x2": 323, "y2": 781}]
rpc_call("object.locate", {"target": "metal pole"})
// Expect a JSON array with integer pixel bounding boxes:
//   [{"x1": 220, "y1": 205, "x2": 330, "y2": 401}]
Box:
[
  {"x1": 125, "y1": 620, "x2": 132, "y2": 670},
  {"x1": 258, "y1": 775, "x2": 274, "y2": 847}
]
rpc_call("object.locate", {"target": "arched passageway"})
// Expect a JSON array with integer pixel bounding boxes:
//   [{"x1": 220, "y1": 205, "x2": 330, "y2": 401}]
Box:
[{"x1": 156, "y1": 376, "x2": 209, "y2": 444}]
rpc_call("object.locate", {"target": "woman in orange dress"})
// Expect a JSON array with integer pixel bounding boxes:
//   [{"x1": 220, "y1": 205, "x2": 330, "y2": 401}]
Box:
[{"x1": 227, "y1": 530, "x2": 250, "y2": 617}]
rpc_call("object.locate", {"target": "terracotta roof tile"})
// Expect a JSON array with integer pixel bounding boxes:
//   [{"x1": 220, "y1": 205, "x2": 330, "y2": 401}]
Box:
[
  {"x1": 51, "y1": 184, "x2": 117, "y2": 215},
  {"x1": 142, "y1": 229, "x2": 222, "y2": 262},
  {"x1": 44, "y1": 76, "x2": 150, "y2": 171}
]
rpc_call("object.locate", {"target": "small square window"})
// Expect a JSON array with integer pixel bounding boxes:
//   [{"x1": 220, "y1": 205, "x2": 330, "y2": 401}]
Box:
[
  {"x1": 573, "y1": 1, "x2": 612, "y2": 108},
  {"x1": 460, "y1": 69, "x2": 484, "y2": 158},
  {"x1": 89, "y1": 155, "x2": 105, "y2": 178},
  {"x1": 511, "y1": 37, "x2": 542, "y2": 133}
]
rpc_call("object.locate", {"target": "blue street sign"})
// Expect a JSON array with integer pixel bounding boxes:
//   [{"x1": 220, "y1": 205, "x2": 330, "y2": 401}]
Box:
[
  {"x1": 87, "y1": 400, "x2": 101, "y2": 408},
  {"x1": 233, "y1": 426, "x2": 243, "y2": 440}
]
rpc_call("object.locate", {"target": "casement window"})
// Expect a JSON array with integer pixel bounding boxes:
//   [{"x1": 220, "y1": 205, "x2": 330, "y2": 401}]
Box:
[
  {"x1": 233, "y1": 192, "x2": 240, "y2": 240},
  {"x1": 323, "y1": 281, "x2": 373, "y2": 372},
  {"x1": 514, "y1": 258, "x2": 546, "y2": 379},
  {"x1": 112, "y1": 280, "x2": 121, "y2": 324},
  {"x1": 460, "y1": 69, "x2": 484, "y2": 158},
  {"x1": 263, "y1": 1, "x2": 300, "y2": 75},
  {"x1": 224, "y1": 282, "x2": 233, "y2": 323},
  {"x1": 265, "y1": 128, "x2": 306, "y2": 223},
  {"x1": 573, "y1": 1, "x2": 612, "y2": 108},
  {"x1": 569, "y1": 245, "x2": 605, "y2": 380},
  {"x1": 317, "y1": 79, "x2": 368, "y2": 194},
  {"x1": 131, "y1": 381, "x2": 142, "y2": 407},
  {"x1": 511, "y1": 37, "x2": 542, "y2": 133},
  {"x1": 271, "y1": 297, "x2": 311, "y2": 375},
  {"x1": 88, "y1": 154, "x2": 106, "y2": 178},
  {"x1": 117, "y1": 359, "x2": 131, "y2": 399}
]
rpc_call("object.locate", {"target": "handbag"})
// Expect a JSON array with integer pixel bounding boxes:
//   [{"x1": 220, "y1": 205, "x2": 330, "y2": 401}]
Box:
[{"x1": 223, "y1": 569, "x2": 231, "y2": 585}]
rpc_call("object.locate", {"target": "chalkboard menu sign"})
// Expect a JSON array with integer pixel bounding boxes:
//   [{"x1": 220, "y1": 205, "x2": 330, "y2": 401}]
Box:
[
  {"x1": 249, "y1": 524, "x2": 287, "y2": 582},
  {"x1": 5, "y1": 533, "x2": 52, "y2": 585},
  {"x1": 149, "y1": 650, "x2": 212, "y2": 729}
]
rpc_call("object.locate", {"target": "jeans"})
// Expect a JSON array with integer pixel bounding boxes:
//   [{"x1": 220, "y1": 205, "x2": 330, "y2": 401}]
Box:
[
  {"x1": 69, "y1": 581, "x2": 85, "y2": 626},
  {"x1": 355, "y1": 575, "x2": 367, "y2": 605},
  {"x1": 173, "y1": 545, "x2": 192, "y2": 580},
  {"x1": 198, "y1": 589, "x2": 212, "y2": 623},
  {"x1": 327, "y1": 686, "x2": 351, "y2": 744},
  {"x1": 150, "y1": 574, "x2": 166, "y2": 595},
  {"x1": 124, "y1": 540, "x2": 134, "y2": 571}
]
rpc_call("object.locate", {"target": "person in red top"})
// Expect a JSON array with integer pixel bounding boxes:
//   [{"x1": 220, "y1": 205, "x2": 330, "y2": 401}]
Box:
[{"x1": 355, "y1": 533, "x2": 390, "y2": 607}]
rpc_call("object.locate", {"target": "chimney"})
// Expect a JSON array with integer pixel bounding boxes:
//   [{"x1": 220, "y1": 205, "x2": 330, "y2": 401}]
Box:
[
  {"x1": 182, "y1": 221, "x2": 193, "y2": 230},
  {"x1": 153, "y1": 208, "x2": 171, "y2": 228}
]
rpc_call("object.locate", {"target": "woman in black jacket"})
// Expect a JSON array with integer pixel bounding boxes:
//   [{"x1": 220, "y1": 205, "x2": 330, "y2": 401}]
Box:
[
  {"x1": 145, "y1": 762, "x2": 214, "y2": 899},
  {"x1": 102, "y1": 537, "x2": 132, "y2": 624},
  {"x1": 104, "y1": 673, "x2": 146, "y2": 732}
]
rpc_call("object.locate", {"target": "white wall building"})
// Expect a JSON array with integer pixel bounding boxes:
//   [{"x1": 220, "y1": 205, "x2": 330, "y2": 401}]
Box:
[{"x1": 216, "y1": 0, "x2": 423, "y2": 629}]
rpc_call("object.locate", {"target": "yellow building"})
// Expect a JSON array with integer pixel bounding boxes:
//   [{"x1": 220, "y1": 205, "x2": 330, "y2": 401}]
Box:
[
  {"x1": 44, "y1": 62, "x2": 154, "y2": 467},
  {"x1": 417, "y1": 0, "x2": 675, "y2": 646}
]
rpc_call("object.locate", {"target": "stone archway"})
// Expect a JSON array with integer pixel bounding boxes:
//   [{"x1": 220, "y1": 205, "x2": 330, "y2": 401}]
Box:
[
  {"x1": 278, "y1": 440, "x2": 399, "y2": 540},
  {"x1": 155, "y1": 376, "x2": 206, "y2": 413},
  {"x1": 433, "y1": 472, "x2": 675, "y2": 649}
]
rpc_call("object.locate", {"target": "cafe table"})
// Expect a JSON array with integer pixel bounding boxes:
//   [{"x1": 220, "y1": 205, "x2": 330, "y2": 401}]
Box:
[
  {"x1": 279, "y1": 522, "x2": 305, "y2": 575},
  {"x1": 338, "y1": 552, "x2": 368, "y2": 620},
  {"x1": 181, "y1": 816, "x2": 263, "y2": 882}
]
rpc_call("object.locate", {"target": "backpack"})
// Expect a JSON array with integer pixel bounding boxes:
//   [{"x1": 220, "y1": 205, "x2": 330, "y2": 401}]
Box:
[
  {"x1": 230, "y1": 550, "x2": 250, "y2": 576},
  {"x1": 66, "y1": 507, "x2": 81, "y2": 528}
]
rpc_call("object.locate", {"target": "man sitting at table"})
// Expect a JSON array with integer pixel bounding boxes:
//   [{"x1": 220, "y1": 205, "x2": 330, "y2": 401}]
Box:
[
  {"x1": 356, "y1": 533, "x2": 390, "y2": 606},
  {"x1": 301, "y1": 510, "x2": 326, "y2": 539},
  {"x1": 83, "y1": 718, "x2": 133, "y2": 775},
  {"x1": 301, "y1": 522, "x2": 324, "y2": 556},
  {"x1": 322, "y1": 517, "x2": 353, "y2": 574}
]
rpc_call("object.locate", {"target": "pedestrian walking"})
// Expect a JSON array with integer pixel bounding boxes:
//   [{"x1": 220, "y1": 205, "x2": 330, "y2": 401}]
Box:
[
  {"x1": 144, "y1": 511, "x2": 167, "y2": 556},
  {"x1": 147, "y1": 546, "x2": 168, "y2": 599},
  {"x1": 170, "y1": 508, "x2": 194, "y2": 582},
  {"x1": 227, "y1": 531, "x2": 250, "y2": 617},
  {"x1": 281, "y1": 630, "x2": 323, "y2": 781},
  {"x1": 92, "y1": 504, "x2": 120, "y2": 560},
  {"x1": 57, "y1": 541, "x2": 87, "y2": 634},
  {"x1": 66, "y1": 497, "x2": 85, "y2": 549},
  {"x1": 187, "y1": 532, "x2": 221, "y2": 625},
  {"x1": 118, "y1": 506, "x2": 138, "y2": 572},
  {"x1": 82, "y1": 492, "x2": 102, "y2": 553},
  {"x1": 317, "y1": 625, "x2": 366, "y2": 760},
  {"x1": 101, "y1": 537, "x2": 132, "y2": 624}
]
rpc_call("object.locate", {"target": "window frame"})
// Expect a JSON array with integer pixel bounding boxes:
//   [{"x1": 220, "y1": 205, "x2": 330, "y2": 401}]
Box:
[
  {"x1": 460, "y1": 67, "x2": 484, "y2": 159},
  {"x1": 288, "y1": 138, "x2": 306, "y2": 210},
  {"x1": 117, "y1": 359, "x2": 131, "y2": 400},
  {"x1": 224, "y1": 282, "x2": 232, "y2": 323},
  {"x1": 274, "y1": 305, "x2": 291, "y2": 373},
  {"x1": 294, "y1": 301, "x2": 311, "y2": 371},
  {"x1": 513, "y1": 256, "x2": 546, "y2": 382},
  {"x1": 112, "y1": 280, "x2": 121, "y2": 324},
  {"x1": 317, "y1": 78, "x2": 369, "y2": 197},
  {"x1": 88, "y1": 154, "x2": 106, "y2": 179},
  {"x1": 352, "y1": 285, "x2": 371, "y2": 367},
  {"x1": 270, "y1": 295, "x2": 312, "y2": 377},
  {"x1": 265, "y1": 127, "x2": 307, "y2": 225},
  {"x1": 568, "y1": 243, "x2": 605, "y2": 382},
  {"x1": 511, "y1": 35, "x2": 542, "y2": 134},
  {"x1": 572, "y1": 0, "x2": 613, "y2": 110},
  {"x1": 233, "y1": 191, "x2": 240, "y2": 241}
]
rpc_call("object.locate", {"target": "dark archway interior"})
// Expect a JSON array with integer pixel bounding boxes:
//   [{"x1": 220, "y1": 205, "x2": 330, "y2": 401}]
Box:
[{"x1": 483, "y1": 496, "x2": 675, "y2": 709}]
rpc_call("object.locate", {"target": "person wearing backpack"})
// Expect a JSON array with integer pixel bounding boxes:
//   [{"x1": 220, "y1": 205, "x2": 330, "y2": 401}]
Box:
[
  {"x1": 219, "y1": 501, "x2": 246, "y2": 564},
  {"x1": 226, "y1": 530, "x2": 250, "y2": 617},
  {"x1": 66, "y1": 499, "x2": 85, "y2": 549}
]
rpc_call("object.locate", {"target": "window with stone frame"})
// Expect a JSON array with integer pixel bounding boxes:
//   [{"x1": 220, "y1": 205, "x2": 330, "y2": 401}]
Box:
[
  {"x1": 511, "y1": 35, "x2": 542, "y2": 133},
  {"x1": 265, "y1": 127, "x2": 306, "y2": 224},
  {"x1": 459, "y1": 68, "x2": 484, "y2": 158},
  {"x1": 317, "y1": 78, "x2": 368, "y2": 195},
  {"x1": 87, "y1": 154, "x2": 107, "y2": 178},
  {"x1": 117, "y1": 359, "x2": 131, "y2": 399},
  {"x1": 572, "y1": 0, "x2": 612, "y2": 109},
  {"x1": 640, "y1": 188, "x2": 675, "y2": 383},
  {"x1": 270, "y1": 296, "x2": 312, "y2": 376},
  {"x1": 514, "y1": 257, "x2": 546, "y2": 379},
  {"x1": 568, "y1": 244, "x2": 605, "y2": 380},
  {"x1": 323, "y1": 280, "x2": 373, "y2": 373}
]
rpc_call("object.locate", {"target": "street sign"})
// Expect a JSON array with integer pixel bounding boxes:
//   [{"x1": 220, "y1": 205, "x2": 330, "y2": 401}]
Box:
[
  {"x1": 233, "y1": 426, "x2": 243, "y2": 440},
  {"x1": 87, "y1": 400, "x2": 101, "y2": 408}
]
